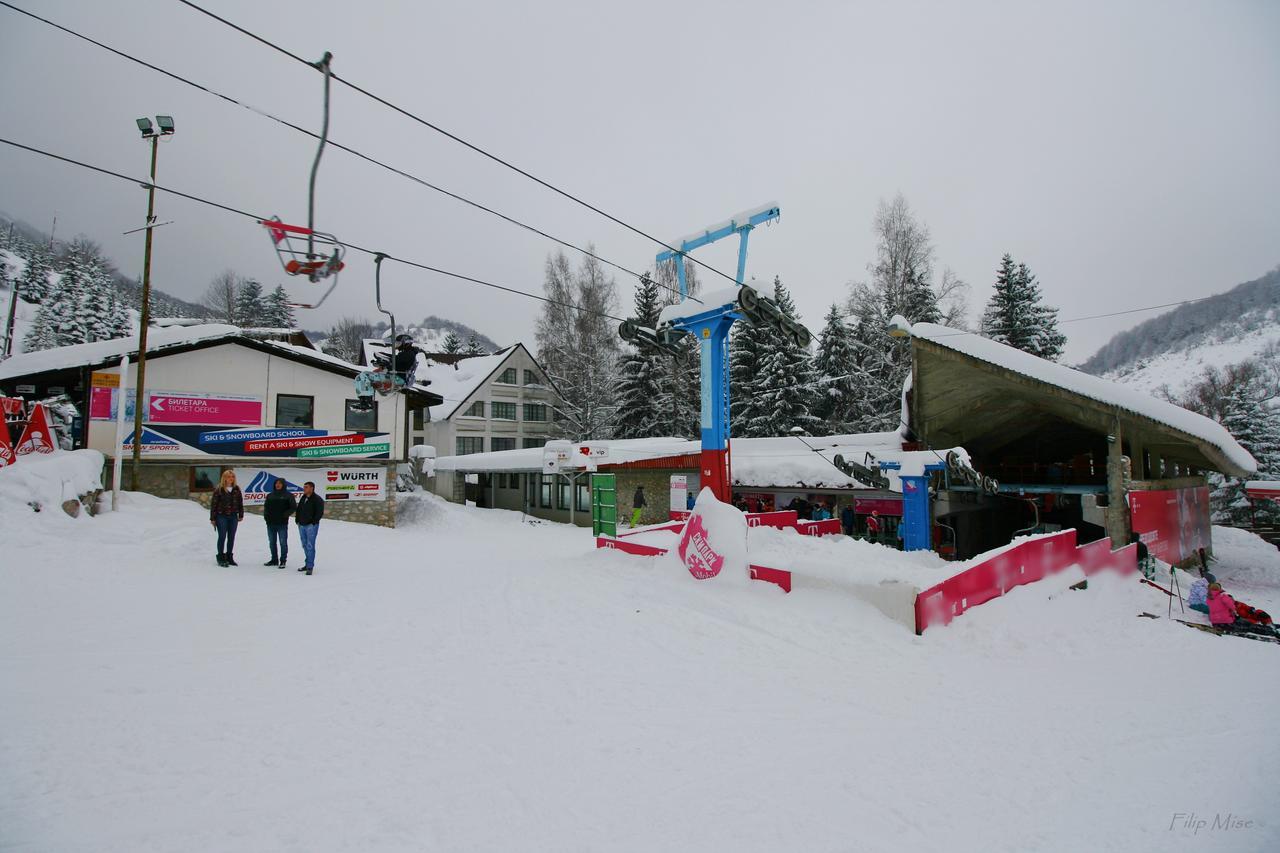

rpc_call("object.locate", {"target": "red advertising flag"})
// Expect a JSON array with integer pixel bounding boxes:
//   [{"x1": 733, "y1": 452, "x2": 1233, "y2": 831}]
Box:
[
  {"x1": 15, "y1": 403, "x2": 57, "y2": 456},
  {"x1": 0, "y1": 424, "x2": 15, "y2": 467}
]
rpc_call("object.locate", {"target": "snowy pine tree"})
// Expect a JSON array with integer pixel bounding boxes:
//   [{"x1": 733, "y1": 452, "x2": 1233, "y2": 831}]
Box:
[
  {"x1": 263, "y1": 285, "x2": 297, "y2": 328},
  {"x1": 17, "y1": 239, "x2": 54, "y2": 304},
  {"x1": 1211, "y1": 378, "x2": 1280, "y2": 524},
  {"x1": 442, "y1": 331, "x2": 463, "y2": 355},
  {"x1": 651, "y1": 259, "x2": 701, "y2": 438},
  {"x1": 742, "y1": 277, "x2": 820, "y2": 437},
  {"x1": 813, "y1": 304, "x2": 859, "y2": 432},
  {"x1": 464, "y1": 334, "x2": 487, "y2": 356},
  {"x1": 613, "y1": 273, "x2": 664, "y2": 439},
  {"x1": 234, "y1": 279, "x2": 267, "y2": 327},
  {"x1": 980, "y1": 255, "x2": 1066, "y2": 360}
]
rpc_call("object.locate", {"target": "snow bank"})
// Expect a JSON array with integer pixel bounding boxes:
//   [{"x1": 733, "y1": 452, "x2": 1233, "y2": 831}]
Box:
[{"x1": 0, "y1": 449, "x2": 104, "y2": 520}]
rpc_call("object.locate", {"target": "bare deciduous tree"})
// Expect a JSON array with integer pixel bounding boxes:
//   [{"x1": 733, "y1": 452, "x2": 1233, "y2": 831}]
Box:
[
  {"x1": 201, "y1": 270, "x2": 240, "y2": 324},
  {"x1": 321, "y1": 316, "x2": 375, "y2": 365}
]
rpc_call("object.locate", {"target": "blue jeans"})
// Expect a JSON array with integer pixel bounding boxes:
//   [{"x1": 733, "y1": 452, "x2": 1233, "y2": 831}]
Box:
[
  {"x1": 267, "y1": 523, "x2": 288, "y2": 562},
  {"x1": 215, "y1": 515, "x2": 239, "y2": 555},
  {"x1": 298, "y1": 523, "x2": 319, "y2": 568}
]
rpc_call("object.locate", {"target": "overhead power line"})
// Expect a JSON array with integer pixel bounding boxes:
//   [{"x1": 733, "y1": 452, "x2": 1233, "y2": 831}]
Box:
[
  {"x1": 0, "y1": 0, "x2": 704, "y2": 307},
  {"x1": 0, "y1": 136, "x2": 627, "y2": 324},
  {"x1": 172, "y1": 0, "x2": 746, "y2": 290}
]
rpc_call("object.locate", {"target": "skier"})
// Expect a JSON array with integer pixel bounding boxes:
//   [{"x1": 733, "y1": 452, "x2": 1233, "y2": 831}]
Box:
[
  {"x1": 295, "y1": 481, "x2": 324, "y2": 576},
  {"x1": 210, "y1": 470, "x2": 245, "y2": 567},
  {"x1": 353, "y1": 334, "x2": 423, "y2": 411},
  {"x1": 262, "y1": 478, "x2": 296, "y2": 568},
  {"x1": 630, "y1": 485, "x2": 646, "y2": 528},
  {"x1": 1207, "y1": 583, "x2": 1237, "y2": 628}
]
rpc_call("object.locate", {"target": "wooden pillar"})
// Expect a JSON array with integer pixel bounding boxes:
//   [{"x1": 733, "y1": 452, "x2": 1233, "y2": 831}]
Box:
[
  {"x1": 1149, "y1": 452, "x2": 1162, "y2": 480},
  {"x1": 1130, "y1": 436, "x2": 1145, "y2": 480},
  {"x1": 1106, "y1": 419, "x2": 1130, "y2": 549}
]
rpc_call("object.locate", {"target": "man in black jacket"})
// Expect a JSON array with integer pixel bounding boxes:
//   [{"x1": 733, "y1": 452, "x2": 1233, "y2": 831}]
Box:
[
  {"x1": 262, "y1": 478, "x2": 297, "y2": 568},
  {"x1": 295, "y1": 482, "x2": 325, "y2": 576}
]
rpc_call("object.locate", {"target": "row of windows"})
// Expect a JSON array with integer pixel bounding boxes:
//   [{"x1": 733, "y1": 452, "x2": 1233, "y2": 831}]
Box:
[
  {"x1": 275, "y1": 393, "x2": 384, "y2": 432},
  {"x1": 455, "y1": 436, "x2": 547, "y2": 455},
  {"x1": 493, "y1": 473, "x2": 590, "y2": 511},
  {"x1": 497, "y1": 368, "x2": 543, "y2": 386},
  {"x1": 461, "y1": 401, "x2": 548, "y2": 422}
]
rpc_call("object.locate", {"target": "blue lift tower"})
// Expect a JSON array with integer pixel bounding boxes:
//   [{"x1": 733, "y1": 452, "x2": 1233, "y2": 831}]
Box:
[{"x1": 620, "y1": 203, "x2": 809, "y2": 503}]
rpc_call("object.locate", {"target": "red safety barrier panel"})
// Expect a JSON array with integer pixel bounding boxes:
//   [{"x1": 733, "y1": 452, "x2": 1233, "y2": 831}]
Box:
[
  {"x1": 669, "y1": 510, "x2": 692, "y2": 522},
  {"x1": 595, "y1": 536, "x2": 668, "y2": 557},
  {"x1": 914, "y1": 530, "x2": 1137, "y2": 634},
  {"x1": 745, "y1": 510, "x2": 799, "y2": 529},
  {"x1": 749, "y1": 564, "x2": 793, "y2": 593},
  {"x1": 796, "y1": 518, "x2": 842, "y2": 537}
]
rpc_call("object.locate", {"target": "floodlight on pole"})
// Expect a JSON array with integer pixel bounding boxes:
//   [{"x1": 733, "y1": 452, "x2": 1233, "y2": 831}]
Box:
[{"x1": 128, "y1": 114, "x2": 174, "y2": 491}]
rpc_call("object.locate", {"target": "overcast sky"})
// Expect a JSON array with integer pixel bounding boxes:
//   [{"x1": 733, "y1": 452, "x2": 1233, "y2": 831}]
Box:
[{"x1": 2, "y1": 0, "x2": 1277, "y2": 362}]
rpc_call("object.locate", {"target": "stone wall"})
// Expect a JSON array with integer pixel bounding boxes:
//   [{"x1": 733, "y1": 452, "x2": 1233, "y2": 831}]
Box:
[{"x1": 615, "y1": 469, "x2": 679, "y2": 526}]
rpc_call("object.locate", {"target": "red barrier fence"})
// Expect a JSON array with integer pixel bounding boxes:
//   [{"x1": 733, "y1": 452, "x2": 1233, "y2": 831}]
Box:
[
  {"x1": 596, "y1": 536, "x2": 668, "y2": 557},
  {"x1": 913, "y1": 530, "x2": 1137, "y2": 634},
  {"x1": 618, "y1": 521, "x2": 686, "y2": 538},
  {"x1": 796, "y1": 518, "x2": 842, "y2": 537},
  {"x1": 749, "y1": 565, "x2": 793, "y2": 593},
  {"x1": 1129, "y1": 486, "x2": 1211, "y2": 566},
  {"x1": 745, "y1": 510, "x2": 799, "y2": 529}
]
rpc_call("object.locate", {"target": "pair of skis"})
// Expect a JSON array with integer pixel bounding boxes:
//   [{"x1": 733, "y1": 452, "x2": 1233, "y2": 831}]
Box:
[{"x1": 1138, "y1": 612, "x2": 1280, "y2": 646}]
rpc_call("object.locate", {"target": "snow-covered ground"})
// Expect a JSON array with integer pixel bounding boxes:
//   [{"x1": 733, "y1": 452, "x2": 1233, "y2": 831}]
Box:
[
  {"x1": 0, "y1": 257, "x2": 39, "y2": 356},
  {"x1": 2, "y1": 461, "x2": 1279, "y2": 852},
  {"x1": 1102, "y1": 317, "x2": 1280, "y2": 400}
]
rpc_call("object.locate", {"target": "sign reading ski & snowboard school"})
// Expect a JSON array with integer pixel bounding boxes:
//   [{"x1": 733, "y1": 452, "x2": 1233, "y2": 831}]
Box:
[
  {"x1": 234, "y1": 466, "x2": 386, "y2": 504},
  {"x1": 124, "y1": 424, "x2": 392, "y2": 459}
]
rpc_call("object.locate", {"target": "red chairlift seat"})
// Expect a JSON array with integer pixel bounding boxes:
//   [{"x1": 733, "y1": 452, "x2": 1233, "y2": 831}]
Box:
[{"x1": 261, "y1": 216, "x2": 345, "y2": 283}]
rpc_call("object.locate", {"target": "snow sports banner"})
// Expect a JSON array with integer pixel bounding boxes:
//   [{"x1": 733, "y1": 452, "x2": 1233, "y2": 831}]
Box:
[
  {"x1": 89, "y1": 387, "x2": 262, "y2": 426},
  {"x1": 123, "y1": 425, "x2": 392, "y2": 459},
  {"x1": 234, "y1": 466, "x2": 386, "y2": 504},
  {"x1": 15, "y1": 403, "x2": 57, "y2": 456},
  {"x1": 1129, "y1": 486, "x2": 1211, "y2": 565}
]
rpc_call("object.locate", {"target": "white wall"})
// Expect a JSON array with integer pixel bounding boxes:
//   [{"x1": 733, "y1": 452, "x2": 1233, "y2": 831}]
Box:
[{"x1": 87, "y1": 342, "x2": 413, "y2": 459}]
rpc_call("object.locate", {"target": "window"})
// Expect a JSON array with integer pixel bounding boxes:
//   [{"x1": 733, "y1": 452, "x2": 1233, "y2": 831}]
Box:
[
  {"x1": 412, "y1": 437, "x2": 424, "y2": 446},
  {"x1": 191, "y1": 466, "x2": 222, "y2": 492},
  {"x1": 345, "y1": 399, "x2": 377, "y2": 431},
  {"x1": 456, "y1": 436, "x2": 485, "y2": 455},
  {"x1": 576, "y1": 482, "x2": 590, "y2": 512},
  {"x1": 462, "y1": 400, "x2": 484, "y2": 417},
  {"x1": 491, "y1": 437, "x2": 516, "y2": 452},
  {"x1": 496, "y1": 473, "x2": 508, "y2": 489},
  {"x1": 557, "y1": 479, "x2": 572, "y2": 510},
  {"x1": 540, "y1": 475, "x2": 553, "y2": 507},
  {"x1": 524, "y1": 370, "x2": 540, "y2": 386},
  {"x1": 412, "y1": 408, "x2": 425, "y2": 430},
  {"x1": 523, "y1": 437, "x2": 546, "y2": 449},
  {"x1": 492, "y1": 401, "x2": 516, "y2": 420},
  {"x1": 499, "y1": 368, "x2": 518, "y2": 384},
  {"x1": 275, "y1": 394, "x2": 314, "y2": 428},
  {"x1": 523, "y1": 403, "x2": 547, "y2": 422},
  {"x1": 526, "y1": 474, "x2": 537, "y2": 506}
]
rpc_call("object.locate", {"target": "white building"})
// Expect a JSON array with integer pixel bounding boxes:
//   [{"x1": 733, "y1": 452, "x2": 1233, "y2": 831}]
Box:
[
  {"x1": 362, "y1": 342, "x2": 562, "y2": 502},
  {"x1": 0, "y1": 325, "x2": 442, "y2": 526}
]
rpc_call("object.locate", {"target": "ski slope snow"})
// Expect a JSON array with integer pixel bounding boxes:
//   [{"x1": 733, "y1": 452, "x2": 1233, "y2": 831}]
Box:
[{"x1": 1, "y1": 469, "x2": 1278, "y2": 852}]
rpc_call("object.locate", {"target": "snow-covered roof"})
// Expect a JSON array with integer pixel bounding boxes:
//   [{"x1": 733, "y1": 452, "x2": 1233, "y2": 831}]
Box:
[
  {"x1": 436, "y1": 431, "x2": 925, "y2": 491},
  {"x1": 910, "y1": 322, "x2": 1258, "y2": 476},
  {"x1": 0, "y1": 324, "x2": 240, "y2": 379}
]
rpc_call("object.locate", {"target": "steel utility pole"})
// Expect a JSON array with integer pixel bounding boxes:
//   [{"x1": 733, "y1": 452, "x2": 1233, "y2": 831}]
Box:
[{"x1": 129, "y1": 115, "x2": 174, "y2": 490}]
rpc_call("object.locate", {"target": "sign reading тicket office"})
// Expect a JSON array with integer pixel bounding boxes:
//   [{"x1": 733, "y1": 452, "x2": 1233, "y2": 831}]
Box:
[{"x1": 90, "y1": 387, "x2": 263, "y2": 426}]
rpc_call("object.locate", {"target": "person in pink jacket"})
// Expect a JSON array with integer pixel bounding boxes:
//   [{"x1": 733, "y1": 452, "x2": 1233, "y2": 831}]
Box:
[{"x1": 1206, "y1": 583, "x2": 1238, "y2": 627}]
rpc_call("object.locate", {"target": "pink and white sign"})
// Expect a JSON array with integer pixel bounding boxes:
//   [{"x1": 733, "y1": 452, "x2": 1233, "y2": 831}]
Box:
[
  {"x1": 147, "y1": 393, "x2": 261, "y2": 425},
  {"x1": 677, "y1": 514, "x2": 725, "y2": 579}
]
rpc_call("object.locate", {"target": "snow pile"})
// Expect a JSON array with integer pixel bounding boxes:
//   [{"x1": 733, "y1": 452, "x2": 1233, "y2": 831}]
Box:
[
  {"x1": 667, "y1": 487, "x2": 750, "y2": 585},
  {"x1": 912, "y1": 322, "x2": 1258, "y2": 474},
  {"x1": 0, "y1": 449, "x2": 104, "y2": 519},
  {"x1": 1208, "y1": 525, "x2": 1280, "y2": 599}
]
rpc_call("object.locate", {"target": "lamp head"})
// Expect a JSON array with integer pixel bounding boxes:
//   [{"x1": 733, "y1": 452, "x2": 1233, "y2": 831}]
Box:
[
  {"x1": 136, "y1": 117, "x2": 154, "y2": 138},
  {"x1": 156, "y1": 115, "x2": 175, "y2": 135}
]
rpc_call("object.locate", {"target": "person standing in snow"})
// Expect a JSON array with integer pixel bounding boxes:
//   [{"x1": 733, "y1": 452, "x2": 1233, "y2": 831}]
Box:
[
  {"x1": 295, "y1": 482, "x2": 325, "y2": 576},
  {"x1": 630, "y1": 485, "x2": 646, "y2": 528},
  {"x1": 262, "y1": 478, "x2": 296, "y2": 569},
  {"x1": 865, "y1": 510, "x2": 881, "y2": 541},
  {"x1": 840, "y1": 504, "x2": 855, "y2": 536},
  {"x1": 210, "y1": 470, "x2": 244, "y2": 567}
]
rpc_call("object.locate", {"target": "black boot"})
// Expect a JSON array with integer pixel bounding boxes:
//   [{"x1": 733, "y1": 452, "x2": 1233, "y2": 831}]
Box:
[
  {"x1": 297, "y1": 566, "x2": 307, "y2": 572},
  {"x1": 356, "y1": 395, "x2": 373, "y2": 411},
  {"x1": 226, "y1": 553, "x2": 238, "y2": 566},
  {"x1": 305, "y1": 566, "x2": 313, "y2": 575},
  {"x1": 278, "y1": 559, "x2": 287, "y2": 570},
  {"x1": 217, "y1": 553, "x2": 227, "y2": 567},
  {"x1": 264, "y1": 558, "x2": 278, "y2": 566}
]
